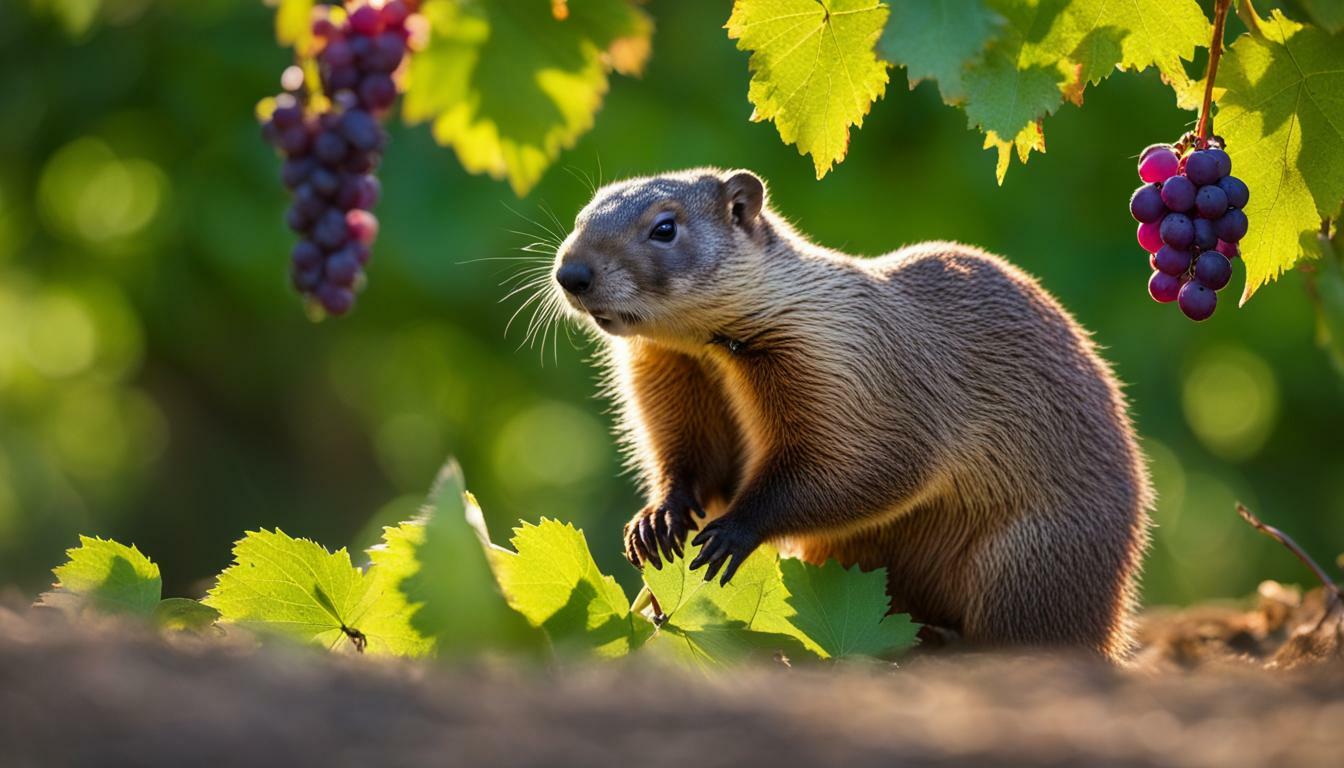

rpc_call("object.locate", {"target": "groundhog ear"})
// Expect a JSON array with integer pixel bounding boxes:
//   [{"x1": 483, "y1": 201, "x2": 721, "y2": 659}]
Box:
[{"x1": 723, "y1": 171, "x2": 764, "y2": 232}]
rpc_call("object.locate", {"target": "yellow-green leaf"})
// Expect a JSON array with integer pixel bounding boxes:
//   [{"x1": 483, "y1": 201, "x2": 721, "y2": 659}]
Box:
[
  {"x1": 726, "y1": 0, "x2": 891, "y2": 179},
  {"x1": 1214, "y1": 12, "x2": 1344, "y2": 301},
  {"x1": 402, "y1": 0, "x2": 652, "y2": 196},
  {"x1": 881, "y1": 0, "x2": 1002, "y2": 103},
  {"x1": 46, "y1": 536, "x2": 161, "y2": 616}
]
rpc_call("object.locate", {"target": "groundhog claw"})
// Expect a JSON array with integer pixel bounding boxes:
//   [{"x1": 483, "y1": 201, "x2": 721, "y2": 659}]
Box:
[
  {"x1": 624, "y1": 490, "x2": 704, "y2": 571},
  {"x1": 690, "y1": 518, "x2": 760, "y2": 586}
]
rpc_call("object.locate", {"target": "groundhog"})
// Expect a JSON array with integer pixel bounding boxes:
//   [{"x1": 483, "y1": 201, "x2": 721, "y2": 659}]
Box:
[{"x1": 550, "y1": 168, "x2": 1153, "y2": 659}]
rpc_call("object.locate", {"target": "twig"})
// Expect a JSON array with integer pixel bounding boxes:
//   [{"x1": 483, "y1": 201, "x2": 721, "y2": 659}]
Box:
[
  {"x1": 1195, "y1": 0, "x2": 1233, "y2": 141},
  {"x1": 1237, "y1": 503, "x2": 1343, "y2": 602}
]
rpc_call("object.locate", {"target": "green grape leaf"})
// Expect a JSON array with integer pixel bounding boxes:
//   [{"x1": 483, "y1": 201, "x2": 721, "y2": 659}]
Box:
[
  {"x1": 961, "y1": 0, "x2": 1208, "y2": 182},
  {"x1": 204, "y1": 528, "x2": 390, "y2": 652},
  {"x1": 270, "y1": 0, "x2": 316, "y2": 50},
  {"x1": 880, "y1": 0, "x2": 1002, "y2": 103},
  {"x1": 359, "y1": 521, "x2": 437, "y2": 658},
  {"x1": 44, "y1": 536, "x2": 162, "y2": 616},
  {"x1": 1213, "y1": 12, "x2": 1344, "y2": 301},
  {"x1": 778, "y1": 558, "x2": 919, "y2": 659},
  {"x1": 726, "y1": 0, "x2": 891, "y2": 179},
  {"x1": 153, "y1": 598, "x2": 221, "y2": 633},
  {"x1": 492, "y1": 518, "x2": 650, "y2": 657},
  {"x1": 394, "y1": 461, "x2": 542, "y2": 653},
  {"x1": 402, "y1": 0, "x2": 652, "y2": 196},
  {"x1": 641, "y1": 541, "x2": 812, "y2": 670}
]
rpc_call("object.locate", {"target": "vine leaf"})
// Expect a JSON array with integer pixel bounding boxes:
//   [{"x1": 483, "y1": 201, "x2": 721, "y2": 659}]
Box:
[
  {"x1": 726, "y1": 0, "x2": 891, "y2": 179},
  {"x1": 1213, "y1": 11, "x2": 1344, "y2": 302},
  {"x1": 204, "y1": 529, "x2": 388, "y2": 653},
  {"x1": 359, "y1": 521, "x2": 438, "y2": 658},
  {"x1": 958, "y1": 0, "x2": 1208, "y2": 182},
  {"x1": 491, "y1": 518, "x2": 651, "y2": 657},
  {"x1": 41, "y1": 536, "x2": 162, "y2": 617},
  {"x1": 402, "y1": 0, "x2": 652, "y2": 196},
  {"x1": 153, "y1": 598, "x2": 221, "y2": 633},
  {"x1": 778, "y1": 558, "x2": 918, "y2": 659},
  {"x1": 641, "y1": 541, "x2": 809, "y2": 671},
  {"x1": 880, "y1": 0, "x2": 1002, "y2": 104}
]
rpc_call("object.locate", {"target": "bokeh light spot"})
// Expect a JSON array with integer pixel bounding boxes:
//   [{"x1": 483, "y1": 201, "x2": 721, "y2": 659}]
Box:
[
  {"x1": 23, "y1": 292, "x2": 97, "y2": 378},
  {"x1": 492, "y1": 401, "x2": 608, "y2": 491},
  {"x1": 1182, "y1": 346, "x2": 1278, "y2": 461},
  {"x1": 38, "y1": 137, "x2": 166, "y2": 246}
]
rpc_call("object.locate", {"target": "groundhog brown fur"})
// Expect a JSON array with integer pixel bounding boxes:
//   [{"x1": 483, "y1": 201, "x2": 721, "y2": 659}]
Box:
[{"x1": 550, "y1": 168, "x2": 1153, "y2": 660}]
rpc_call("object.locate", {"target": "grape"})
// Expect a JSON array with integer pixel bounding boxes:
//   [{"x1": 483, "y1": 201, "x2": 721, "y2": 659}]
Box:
[
  {"x1": 1193, "y1": 251, "x2": 1232, "y2": 291},
  {"x1": 262, "y1": 1, "x2": 425, "y2": 317},
  {"x1": 1193, "y1": 218, "x2": 1218, "y2": 251},
  {"x1": 1185, "y1": 150, "x2": 1221, "y2": 186},
  {"x1": 1160, "y1": 175, "x2": 1196, "y2": 211},
  {"x1": 1139, "y1": 145, "x2": 1180, "y2": 183},
  {"x1": 1149, "y1": 271, "x2": 1182, "y2": 303},
  {"x1": 1216, "y1": 239, "x2": 1240, "y2": 259},
  {"x1": 1177, "y1": 281, "x2": 1217, "y2": 321},
  {"x1": 1138, "y1": 221, "x2": 1164, "y2": 253},
  {"x1": 1218, "y1": 175, "x2": 1249, "y2": 208},
  {"x1": 1160, "y1": 212, "x2": 1195, "y2": 249},
  {"x1": 1130, "y1": 184, "x2": 1166, "y2": 223},
  {"x1": 1194, "y1": 185, "x2": 1228, "y2": 219},
  {"x1": 1154, "y1": 245, "x2": 1192, "y2": 275},
  {"x1": 1215, "y1": 207, "x2": 1249, "y2": 242},
  {"x1": 1205, "y1": 147, "x2": 1232, "y2": 178}
]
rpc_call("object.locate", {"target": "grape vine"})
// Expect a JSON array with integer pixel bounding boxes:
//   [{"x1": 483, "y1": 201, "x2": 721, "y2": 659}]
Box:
[{"x1": 36, "y1": 461, "x2": 920, "y2": 666}]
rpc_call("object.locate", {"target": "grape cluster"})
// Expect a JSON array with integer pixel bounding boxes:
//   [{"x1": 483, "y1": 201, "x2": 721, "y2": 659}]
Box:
[
  {"x1": 260, "y1": 1, "x2": 422, "y2": 317},
  {"x1": 1130, "y1": 139, "x2": 1249, "y2": 321}
]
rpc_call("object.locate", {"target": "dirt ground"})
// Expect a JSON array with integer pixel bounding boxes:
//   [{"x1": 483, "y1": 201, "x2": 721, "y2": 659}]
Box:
[{"x1": 1, "y1": 583, "x2": 1341, "y2": 768}]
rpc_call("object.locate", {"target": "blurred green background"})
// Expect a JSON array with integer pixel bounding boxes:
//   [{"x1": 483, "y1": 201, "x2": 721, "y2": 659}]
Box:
[{"x1": 2, "y1": 0, "x2": 1341, "y2": 606}]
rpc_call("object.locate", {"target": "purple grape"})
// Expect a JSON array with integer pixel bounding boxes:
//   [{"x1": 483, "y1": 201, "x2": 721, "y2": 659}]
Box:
[
  {"x1": 1138, "y1": 221, "x2": 1164, "y2": 253},
  {"x1": 1217, "y1": 176, "x2": 1249, "y2": 208},
  {"x1": 349, "y1": 5, "x2": 385, "y2": 36},
  {"x1": 314, "y1": 131, "x2": 349, "y2": 165},
  {"x1": 293, "y1": 184, "x2": 326, "y2": 220},
  {"x1": 325, "y1": 248, "x2": 362, "y2": 286},
  {"x1": 286, "y1": 204, "x2": 311, "y2": 233},
  {"x1": 1216, "y1": 240, "x2": 1240, "y2": 259},
  {"x1": 339, "y1": 109, "x2": 382, "y2": 151},
  {"x1": 1195, "y1": 185, "x2": 1228, "y2": 219},
  {"x1": 292, "y1": 240, "x2": 323, "y2": 270},
  {"x1": 350, "y1": 35, "x2": 375, "y2": 64},
  {"x1": 310, "y1": 167, "x2": 341, "y2": 198},
  {"x1": 1192, "y1": 218, "x2": 1218, "y2": 251},
  {"x1": 350, "y1": 241, "x2": 371, "y2": 265},
  {"x1": 1139, "y1": 145, "x2": 1179, "y2": 183},
  {"x1": 1154, "y1": 245, "x2": 1192, "y2": 275},
  {"x1": 281, "y1": 157, "x2": 315, "y2": 189},
  {"x1": 1193, "y1": 251, "x2": 1232, "y2": 291},
  {"x1": 313, "y1": 208, "x2": 349, "y2": 249},
  {"x1": 278, "y1": 125, "x2": 311, "y2": 155},
  {"x1": 272, "y1": 104, "x2": 303, "y2": 130},
  {"x1": 292, "y1": 264, "x2": 323, "y2": 292},
  {"x1": 359, "y1": 74, "x2": 398, "y2": 110},
  {"x1": 1205, "y1": 148, "x2": 1232, "y2": 178},
  {"x1": 1130, "y1": 184, "x2": 1166, "y2": 222},
  {"x1": 345, "y1": 150, "x2": 380, "y2": 173},
  {"x1": 356, "y1": 175, "x2": 381, "y2": 208},
  {"x1": 1149, "y1": 270, "x2": 1182, "y2": 303},
  {"x1": 372, "y1": 32, "x2": 407, "y2": 72},
  {"x1": 1185, "y1": 150, "x2": 1220, "y2": 186},
  {"x1": 1178, "y1": 280, "x2": 1217, "y2": 321},
  {"x1": 316, "y1": 283, "x2": 355, "y2": 316},
  {"x1": 323, "y1": 39, "x2": 354, "y2": 68},
  {"x1": 381, "y1": 0, "x2": 410, "y2": 27},
  {"x1": 1214, "y1": 208, "x2": 1249, "y2": 242},
  {"x1": 327, "y1": 65, "x2": 360, "y2": 92},
  {"x1": 1160, "y1": 212, "x2": 1195, "y2": 249},
  {"x1": 1160, "y1": 176, "x2": 1196, "y2": 212}
]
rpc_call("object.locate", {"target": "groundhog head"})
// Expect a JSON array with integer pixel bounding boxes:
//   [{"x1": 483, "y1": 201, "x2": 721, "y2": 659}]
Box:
[{"x1": 553, "y1": 168, "x2": 768, "y2": 338}]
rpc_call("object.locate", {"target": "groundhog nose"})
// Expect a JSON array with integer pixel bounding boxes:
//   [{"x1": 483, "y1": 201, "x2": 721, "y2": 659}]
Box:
[{"x1": 556, "y1": 262, "x2": 594, "y2": 295}]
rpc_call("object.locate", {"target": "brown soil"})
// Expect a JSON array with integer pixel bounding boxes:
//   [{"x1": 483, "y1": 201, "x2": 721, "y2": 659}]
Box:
[{"x1": 1, "y1": 583, "x2": 1340, "y2": 768}]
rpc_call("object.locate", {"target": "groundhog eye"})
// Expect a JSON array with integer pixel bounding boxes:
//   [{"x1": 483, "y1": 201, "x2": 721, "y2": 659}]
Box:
[{"x1": 649, "y1": 219, "x2": 676, "y2": 243}]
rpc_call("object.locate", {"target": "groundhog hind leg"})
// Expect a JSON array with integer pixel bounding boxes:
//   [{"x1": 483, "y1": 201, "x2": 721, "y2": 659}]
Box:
[{"x1": 962, "y1": 510, "x2": 1144, "y2": 660}]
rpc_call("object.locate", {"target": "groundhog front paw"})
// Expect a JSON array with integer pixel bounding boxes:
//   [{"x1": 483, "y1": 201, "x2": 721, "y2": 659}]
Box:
[
  {"x1": 623, "y1": 490, "x2": 706, "y2": 570},
  {"x1": 690, "y1": 517, "x2": 762, "y2": 586}
]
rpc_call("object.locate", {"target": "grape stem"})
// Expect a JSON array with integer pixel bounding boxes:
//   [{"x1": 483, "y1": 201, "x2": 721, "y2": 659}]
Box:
[
  {"x1": 1195, "y1": 0, "x2": 1234, "y2": 142},
  {"x1": 1236, "y1": 503, "x2": 1343, "y2": 604}
]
